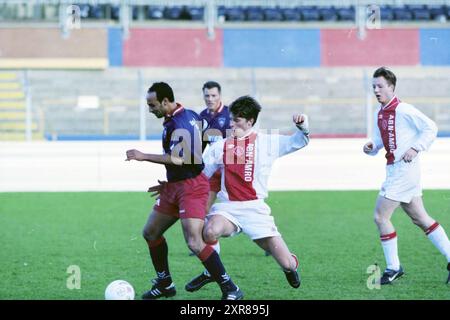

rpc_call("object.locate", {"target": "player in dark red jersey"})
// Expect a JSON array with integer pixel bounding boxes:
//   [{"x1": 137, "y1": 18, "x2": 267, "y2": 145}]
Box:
[
  {"x1": 126, "y1": 82, "x2": 242, "y2": 300},
  {"x1": 199, "y1": 81, "x2": 230, "y2": 212}
]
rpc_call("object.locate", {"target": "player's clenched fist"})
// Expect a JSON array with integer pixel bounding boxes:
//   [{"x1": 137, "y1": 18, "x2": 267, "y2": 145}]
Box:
[
  {"x1": 363, "y1": 142, "x2": 374, "y2": 154},
  {"x1": 126, "y1": 149, "x2": 145, "y2": 161},
  {"x1": 293, "y1": 114, "x2": 309, "y2": 135}
]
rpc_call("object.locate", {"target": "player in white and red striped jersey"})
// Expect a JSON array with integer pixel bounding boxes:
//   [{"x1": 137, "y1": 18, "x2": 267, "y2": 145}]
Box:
[
  {"x1": 364, "y1": 67, "x2": 450, "y2": 285},
  {"x1": 185, "y1": 95, "x2": 310, "y2": 293}
]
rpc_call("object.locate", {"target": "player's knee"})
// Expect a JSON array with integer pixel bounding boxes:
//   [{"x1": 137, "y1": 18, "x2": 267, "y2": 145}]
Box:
[
  {"x1": 373, "y1": 212, "x2": 388, "y2": 226},
  {"x1": 203, "y1": 225, "x2": 219, "y2": 243},
  {"x1": 186, "y1": 237, "x2": 203, "y2": 254},
  {"x1": 142, "y1": 225, "x2": 160, "y2": 241}
]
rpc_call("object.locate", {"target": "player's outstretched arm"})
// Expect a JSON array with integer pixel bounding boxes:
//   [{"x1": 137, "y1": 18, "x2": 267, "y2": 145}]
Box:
[{"x1": 125, "y1": 149, "x2": 183, "y2": 165}]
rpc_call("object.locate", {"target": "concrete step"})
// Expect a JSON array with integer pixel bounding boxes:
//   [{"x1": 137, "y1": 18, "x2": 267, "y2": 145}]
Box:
[{"x1": 0, "y1": 121, "x2": 38, "y2": 130}]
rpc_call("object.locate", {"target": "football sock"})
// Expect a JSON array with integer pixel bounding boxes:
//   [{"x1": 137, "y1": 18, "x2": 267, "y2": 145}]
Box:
[
  {"x1": 426, "y1": 222, "x2": 450, "y2": 262},
  {"x1": 198, "y1": 245, "x2": 237, "y2": 291},
  {"x1": 206, "y1": 239, "x2": 221, "y2": 254},
  {"x1": 146, "y1": 237, "x2": 172, "y2": 286},
  {"x1": 380, "y1": 231, "x2": 400, "y2": 271}
]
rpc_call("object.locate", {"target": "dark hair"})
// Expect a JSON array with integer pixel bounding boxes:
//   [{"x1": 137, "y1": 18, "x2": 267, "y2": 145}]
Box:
[
  {"x1": 373, "y1": 67, "x2": 397, "y2": 89},
  {"x1": 148, "y1": 82, "x2": 175, "y2": 103},
  {"x1": 229, "y1": 95, "x2": 262, "y2": 125},
  {"x1": 202, "y1": 81, "x2": 221, "y2": 93}
]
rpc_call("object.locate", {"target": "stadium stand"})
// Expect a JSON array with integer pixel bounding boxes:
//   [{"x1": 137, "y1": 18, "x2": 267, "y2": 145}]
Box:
[
  {"x1": 0, "y1": 0, "x2": 449, "y2": 141},
  {"x1": 1, "y1": 1, "x2": 450, "y2": 22},
  {"x1": 6, "y1": 67, "x2": 446, "y2": 141}
]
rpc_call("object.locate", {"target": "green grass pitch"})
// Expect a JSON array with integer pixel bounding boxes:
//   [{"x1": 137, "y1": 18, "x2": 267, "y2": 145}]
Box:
[{"x1": 1, "y1": 191, "x2": 449, "y2": 300}]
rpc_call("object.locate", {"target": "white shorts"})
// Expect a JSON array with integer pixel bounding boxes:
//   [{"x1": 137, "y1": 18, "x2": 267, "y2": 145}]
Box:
[
  {"x1": 380, "y1": 157, "x2": 422, "y2": 204},
  {"x1": 207, "y1": 199, "x2": 281, "y2": 240}
]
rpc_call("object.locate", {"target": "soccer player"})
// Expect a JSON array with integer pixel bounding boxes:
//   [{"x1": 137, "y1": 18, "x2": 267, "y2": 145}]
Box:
[
  {"x1": 363, "y1": 67, "x2": 450, "y2": 285},
  {"x1": 185, "y1": 95, "x2": 309, "y2": 293},
  {"x1": 200, "y1": 81, "x2": 231, "y2": 213},
  {"x1": 126, "y1": 82, "x2": 243, "y2": 300}
]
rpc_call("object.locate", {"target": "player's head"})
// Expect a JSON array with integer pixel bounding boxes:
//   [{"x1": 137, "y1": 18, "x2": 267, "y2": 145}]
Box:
[
  {"x1": 146, "y1": 82, "x2": 175, "y2": 118},
  {"x1": 202, "y1": 81, "x2": 222, "y2": 113},
  {"x1": 229, "y1": 95, "x2": 261, "y2": 138},
  {"x1": 372, "y1": 67, "x2": 396, "y2": 105}
]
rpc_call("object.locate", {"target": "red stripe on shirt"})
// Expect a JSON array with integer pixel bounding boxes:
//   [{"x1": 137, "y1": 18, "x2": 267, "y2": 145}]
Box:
[{"x1": 223, "y1": 132, "x2": 258, "y2": 201}]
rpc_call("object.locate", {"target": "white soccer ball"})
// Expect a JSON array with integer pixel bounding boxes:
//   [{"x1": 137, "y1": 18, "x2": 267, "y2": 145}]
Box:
[{"x1": 104, "y1": 280, "x2": 135, "y2": 300}]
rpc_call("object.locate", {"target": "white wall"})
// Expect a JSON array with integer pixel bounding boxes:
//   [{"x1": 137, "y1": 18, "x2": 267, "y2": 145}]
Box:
[{"x1": 0, "y1": 138, "x2": 449, "y2": 192}]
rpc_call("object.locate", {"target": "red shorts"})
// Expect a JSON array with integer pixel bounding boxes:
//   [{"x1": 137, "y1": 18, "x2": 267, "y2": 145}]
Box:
[
  {"x1": 209, "y1": 170, "x2": 222, "y2": 193},
  {"x1": 153, "y1": 173, "x2": 209, "y2": 220}
]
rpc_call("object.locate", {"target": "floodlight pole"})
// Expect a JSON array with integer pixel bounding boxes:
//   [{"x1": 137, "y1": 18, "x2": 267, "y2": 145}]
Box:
[
  {"x1": 120, "y1": 0, "x2": 130, "y2": 40},
  {"x1": 205, "y1": 0, "x2": 216, "y2": 40},
  {"x1": 138, "y1": 70, "x2": 146, "y2": 141}
]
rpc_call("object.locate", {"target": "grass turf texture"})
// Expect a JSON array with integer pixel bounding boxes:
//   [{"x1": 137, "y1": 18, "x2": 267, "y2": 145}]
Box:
[{"x1": 1, "y1": 191, "x2": 449, "y2": 300}]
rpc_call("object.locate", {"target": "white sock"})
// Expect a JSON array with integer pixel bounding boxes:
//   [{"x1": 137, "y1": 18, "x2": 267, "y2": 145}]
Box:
[
  {"x1": 212, "y1": 241, "x2": 220, "y2": 254},
  {"x1": 381, "y1": 232, "x2": 400, "y2": 271},
  {"x1": 426, "y1": 223, "x2": 450, "y2": 262}
]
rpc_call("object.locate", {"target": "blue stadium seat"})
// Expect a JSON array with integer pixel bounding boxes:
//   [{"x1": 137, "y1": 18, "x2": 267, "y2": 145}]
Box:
[
  {"x1": 337, "y1": 7, "x2": 354, "y2": 21},
  {"x1": 89, "y1": 5, "x2": 103, "y2": 19},
  {"x1": 146, "y1": 6, "x2": 164, "y2": 20},
  {"x1": 263, "y1": 8, "x2": 283, "y2": 21},
  {"x1": 186, "y1": 6, "x2": 204, "y2": 21},
  {"x1": 319, "y1": 7, "x2": 338, "y2": 21},
  {"x1": 76, "y1": 4, "x2": 90, "y2": 19},
  {"x1": 409, "y1": 5, "x2": 431, "y2": 20},
  {"x1": 281, "y1": 8, "x2": 301, "y2": 21},
  {"x1": 393, "y1": 7, "x2": 413, "y2": 21},
  {"x1": 380, "y1": 6, "x2": 394, "y2": 21},
  {"x1": 446, "y1": 5, "x2": 450, "y2": 19},
  {"x1": 111, "y1": 5, "x2": 120, "y2": 20},
  {"x1": 428, "y1": 5, "x2": 447, "y2": 21},
  {"x1": 132, "y1": 6, "x2": 139, "y2": 20},
  {"x1": 225, "y1": 7, "x2": 246, "y2": 21},
  {"x1": 246, "y1": 7, "x2": 264, "y2": 21},
  {"x1": 217, "y1": 5, "x2": 227, "y2": 20},
  {"x1": 163, "y1": 6, "x2": 182, "y2": 20},
  {"x1": 299, "y1": 6, "x2": 320, "y2": 21}
]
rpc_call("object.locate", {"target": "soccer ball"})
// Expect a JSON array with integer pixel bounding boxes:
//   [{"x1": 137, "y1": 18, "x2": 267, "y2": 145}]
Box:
[{"x1": 104, "y1": 280, "x2": 135, "y2": 300}]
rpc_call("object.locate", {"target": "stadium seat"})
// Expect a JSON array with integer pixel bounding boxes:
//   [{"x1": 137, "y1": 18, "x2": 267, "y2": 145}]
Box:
[
  {"x1": 428, "y1": 5, "x2": 447, "y2": 22},
  {"x1": 319, "y1": 7, "x2": 338, "y2": 21},
  {"x1": 225, "y1": 7, "x2": 246, "y2": 21},
  {"x1": 186, "y1": 6, "x2": 204, "y2": 21},
  {"x1": 77, "y1": 4, "x2": 90, "y2": 19},
  {"x1": 89, "y1": 5, "x2": 103, "y2": 19},
  {"x1": 409, "y1": 5, "x2": 431, "y2": 20},
  {"x1": 393, "y1": 7, "x2": 413, "y2": 21},
  {"x1": 281, "y1": 8, "x2": 301, "y2": 21},
  {"x1": 246, "y1": 7, "x2": 264, "y2": 21},
  {"x1": 146, "y1": 6, "x2": 164, "y2": 20},
  {"x1": 263, "y1": 8, "x2": 283, "y2": 21},
  {"x1": 111, "y1": 5, "x2": 120, "y2": 20},
  {"x1": 380, "y1": 6, "x2": 394, "y2": 21},
  {"x1": 163, "y1": 6, "x2": 182, "y2": 20},
  {"x1": 217, "y1": 5, "x2": 227, "y2": 21},
  {"x1": 337, "y1": 7, "x2": 355, "y2": 21},
  {"x1": 299, "y1": 6, "x2": 320, "y2": 21}
]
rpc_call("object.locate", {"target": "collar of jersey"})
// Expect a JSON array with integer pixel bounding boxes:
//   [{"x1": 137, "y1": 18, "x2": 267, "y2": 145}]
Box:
[
  {"x1": 166, "y1": 103, "x2": 184, "y2": 118},
  {"x1": 381, "y1": 96, "x2": 400, "y2": 110}
]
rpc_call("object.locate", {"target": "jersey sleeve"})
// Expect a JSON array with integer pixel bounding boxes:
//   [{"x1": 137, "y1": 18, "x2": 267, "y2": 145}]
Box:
[
  {"x1": 367, "y1": 110, "x2": 383, "y2": 156},
  {"x1": 274, "y1": 129, "x2": 309, "y2": 159},
  {"x1": 402, "y1": 105, "x2": 438, "y2": 152}
]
